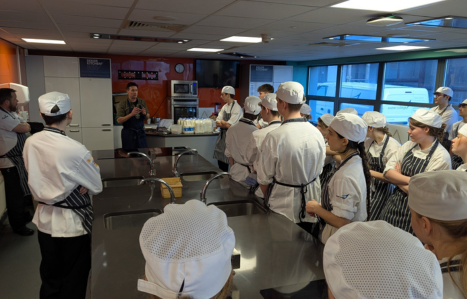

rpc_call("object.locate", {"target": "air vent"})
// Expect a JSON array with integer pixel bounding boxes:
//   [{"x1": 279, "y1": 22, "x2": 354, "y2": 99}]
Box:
[
  {"x1": 309, "y1": 42, "x2": 360, "y2": 47},
  {"x1": 123, "y1": 21, "x2": 188, "y2": 32},
  {"x1": 218, "y1": 52, "x2": 257, "y2": 58}
]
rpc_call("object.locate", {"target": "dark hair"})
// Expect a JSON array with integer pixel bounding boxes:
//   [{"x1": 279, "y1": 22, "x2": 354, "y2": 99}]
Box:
[
  {"x1": 0, "y1": 88, "x2": 16, "y2": 105},
  {"x1": 260, "y1": 105, "x2": 280, "y2": 117},
  {"x1": 243, "y1": 112, "x2": 257, "y2": 121},
  {"x1": 317, "y1": 118, "x2": 328, "y2": 128},
  {"x1": 126, "y1": 82, "x2": 138, "y2": 90},
  {"x1": 277, "y1": 98, "x2": 302, "y2": 112},
  {"x1": 336, "y1": 131, "x2": 372, "y2": 220},
  {"x1": 257, "y1": 84, "x2": 274, "y2": 93},
  {"x1": 41, "y1": 113, "x2": 68, "y2": 125},
  {"x1": 374, "y1": 126, "x2": 393, "y2": 137},
  {"x1": 409, "y1": 118, "x2": 446, "y2": 143}
]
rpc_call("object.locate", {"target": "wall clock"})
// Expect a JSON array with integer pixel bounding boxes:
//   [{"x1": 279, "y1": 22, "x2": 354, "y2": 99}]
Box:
[{"x1": 175, "y1": 63, "x2": 185, "y2": 73}]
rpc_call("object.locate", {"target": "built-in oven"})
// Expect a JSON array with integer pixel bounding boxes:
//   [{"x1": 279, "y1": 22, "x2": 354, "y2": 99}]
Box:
[
  {"x1": 167, "y1": 97, "x2": 199, "y2": 123},
  {"x1": 169, "y1": 80, "x2": 198, "y2": 97}
]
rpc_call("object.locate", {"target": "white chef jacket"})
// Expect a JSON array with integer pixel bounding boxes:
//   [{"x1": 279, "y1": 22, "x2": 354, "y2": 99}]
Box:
[
  {"x1": 327, "y1": 155, "x2": 367, "y2": 221},
  {"x1": 456, "y1": 164, "x2": 467, "y2": 171},
  {"x1": 449, "y1": 120, "x2": 466, "y2": 140},
  {"x1": 0, "y1": 108, "x2": 21, "y2": 168},
  {"x1": 216, "y1": 100, "x2": 243, "y2": 126},
  {"x1": 323, "y1": 139, "x2": 334, "y2": 167},
  {"x1": 439, "y1": 254, "x2": 464, "y2": 299},
  {"x1": 364, "y1": 134, "x2": 401, "y2": 164},
  {"x1": 384, "y1": 140, "x2": 451, "y2": 175},
  {"x1": 257, "y1": 119, "x2": 325, "y2": 223},
  {"x1": 225, "y1": 119, "x2": 258, "y2": 187},
  {"x1": 254, "y1": 118, "x2": 268, "y2": 128},
  {"x1": 429, "y1": 104, "x2": 458, "y2": 133},
  {"x1": 23, "y1": 129, "x2": 103, "y2": 237}
]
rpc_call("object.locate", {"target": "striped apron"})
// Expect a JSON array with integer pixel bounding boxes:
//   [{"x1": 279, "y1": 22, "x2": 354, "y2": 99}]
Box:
[
  {"x1": 38, "y1": 127, "x2": 93, "y2": 234},
  {"x1": 213, "y1": 102, "x2": 236, "y2": 164},
  {"x1": 367, "y1": 136, "x2": 395, "y2": 221},
  {"x1": 379, "y1": 141, "x2": 438, "y2": 234},
  {"x1": 0, "y1": 108, "x2": 30, "y2": 197}
]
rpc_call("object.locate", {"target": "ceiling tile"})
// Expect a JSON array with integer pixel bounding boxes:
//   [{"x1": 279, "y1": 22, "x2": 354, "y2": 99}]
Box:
[
  {"x1": 399, "y1": 0, "x2": 464, "y2": 17},
  {"x1": 253, "y1": 20, "x2": 331, "y2": 33},
  {"x1": 136, "y1": 0, "x2": 235, "y2": 14},
  {"x1": 59, "y1": 25, "x2": 119, "y2": 35},
  {"x1": 215, "y1": 1, "x2": 317, "y2": 20},
  {"x1": 181, "y1": 25, "x2": 245, "y2": 36},
  {"x1": 196, "y1": 16, "x2": 274, "y2": 29},
  {"x1": 170, "y1": 32, "x2": 228, "y2": 41},
  {"x1": 246, "y1": 0, "x2": 339, "y2": 7},
  {"x1": 52, "y1": 14, "x2": 123, "y2": 28},
  {"x1": 287, "y1": 7, "x2": 373, "y2": 24},
  {"x1": 116, "y1": 29, "x2": 175, "y2": 38},
  {"x1": 41, "y1": 0, "x2": 129, "y2": 19},
  {"x1": 128, "y1": 9, "x2": 207, "y2": 25}
]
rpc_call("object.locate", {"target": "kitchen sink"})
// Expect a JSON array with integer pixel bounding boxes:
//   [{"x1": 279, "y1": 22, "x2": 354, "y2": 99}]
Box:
[
  {"x1": 181, "y1": 172, "x2": 218, "y2": 182},
  {"x1": 102, "y1": 176, "x2": 144, "y2": 188},
  {"x1": 209, "y1": 200, "x2": 267, "y2": 217},
  {"x1": 103, "y1": 209, "x2": 162, "y2": 230}
]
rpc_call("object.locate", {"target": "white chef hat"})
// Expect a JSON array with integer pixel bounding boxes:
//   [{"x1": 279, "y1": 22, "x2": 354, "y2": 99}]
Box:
[
  {"x1": 324, "y1": 221, "x2": 443, "y2": 299},
  {"x1": 409, "y1": 170, "x2": 467, "y2": 221},
  {"x1": 336, "y1": 108, "x2": 358, "y2": 115},
  {"x1": 221, "y1": 86, "x2": 235, "y2": 95},
  {"x1": 459, "y1": 124, "x2": 467, "y2": 137},
  {"x1": 319, "y1": 113, "x2": 334, "y2": 127},
  {"x1": 276, "y1": 81, "x2": 305, "y2": 104},
  {"x1": 410, "y1": 108, "x2": 442, "y2": 128},
  {"x1": 362, "y1": 111, "x2": 386, "y2": 128},
  {"x1": 329, "y1": 113, "x2": 367, "y2": 143},
  {"x1": 259, "y1": 93, "x2": 278, "y2": 111},
  {"x1": 138, "y1": 200, "x2": 235, "y2": 299},
  {"x1": 300, "y1": 103, "x2": 311, "y2": 115},
  {"x1": 244, "y1": 96, "x2": 261, "y2": 115},
  {"x1": 434, "y1": 86, "x2": 453, "y2": 97},
  {"x1": 38, "y1": 91, "x2": 72, "y2": 116},
  {"x1": 461, "y1": 99, "x2": 467, "y2": 105}
]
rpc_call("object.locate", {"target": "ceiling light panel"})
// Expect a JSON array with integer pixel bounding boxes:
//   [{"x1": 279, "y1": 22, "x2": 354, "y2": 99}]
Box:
[
  {"x1": 22, "y1": 38, "x2": 66, "y2": 44},
  {"x1": 325, "y1": 35, "x2": 434, "y2": 43},
  {"x1": 220, "y1": 36, "x2": 262, "y2": 43},
  {"x1": 407, "y1": 16, "x2": 467, "y2": 29},
  {"x1": 331, "y1": 0, "x2": 445, "y2": 12},
  {"x1": 376, "y1": 45, "x2": 430, "y2": 50},
  {"x1": 187, "y1": 48, "x2": 224, "y2": 52}
]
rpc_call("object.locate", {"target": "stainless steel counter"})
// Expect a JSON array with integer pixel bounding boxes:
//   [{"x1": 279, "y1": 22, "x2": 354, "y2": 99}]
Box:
[{"x1": 91, "y1": 150, "x2": 325, "y2": 298}]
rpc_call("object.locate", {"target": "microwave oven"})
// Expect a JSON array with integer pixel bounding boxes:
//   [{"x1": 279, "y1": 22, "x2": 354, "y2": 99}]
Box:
[{"x1": 169, "y1": 80, "x2": 198, "y2": 97}]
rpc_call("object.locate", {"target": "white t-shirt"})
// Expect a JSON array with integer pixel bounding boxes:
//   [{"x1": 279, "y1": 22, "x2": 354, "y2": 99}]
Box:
[
  {"x1": 439, "y1": 254, "x2": 465, "y2": 299},
  {"x1": 23, "y1": 128, "x2": 103, "y2": 237},
  {"x1": 216, "y1": 100, "x2": 243, "y2": 126},
  {"x1": 429, "y1": 104, "x2": 458, "y2": 133},
  {"x1": 0, "y1": 108, "x2": 21, "y2": 168},
  {"x1": 364, "y1": 134, "x2": 401, "y2": 166},
  {"x1": 449, "y1": 120, "x2": 466, "y2": 140}
]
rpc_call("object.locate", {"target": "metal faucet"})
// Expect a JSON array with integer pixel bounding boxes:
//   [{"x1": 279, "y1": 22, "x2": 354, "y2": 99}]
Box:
[
  {"x1": 140, "y1": 177, "x2": 176, "y2": 204},
  {"x1": 128, "y1": 152, "x2": 155, "y2": 176},
  {"x1": 200, "y1": 172, "x2": 229, "y2": 204},
  {"x1": 173, "y1": 149, "x2": 198, "y2": 177}
]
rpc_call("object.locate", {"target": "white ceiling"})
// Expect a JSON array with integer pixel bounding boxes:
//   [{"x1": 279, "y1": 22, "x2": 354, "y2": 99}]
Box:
[{"x1": 1, "y1": 0, "x2": 467, "y2": 61}]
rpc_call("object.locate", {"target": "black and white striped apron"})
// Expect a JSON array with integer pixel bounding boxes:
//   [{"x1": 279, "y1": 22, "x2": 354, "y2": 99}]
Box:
[
  {"x1": 450, "y1": 122, "x2": 464, "y2": 169},
  {"x1": 213, "y1": 102, "x2": 237, "y2": 164},
  {"x1": 38, "y1": 127, "x2": 93, "y2": 234},
  {"x1": 319, "y1": 152, "x2": 359, "y2": 229},
  {"x1": 0, "y1": 108, "x2": 30, "y2": 196},
  {"x1": 367, "y1": 136, "x2": 394, "y2": 221},
  {"x1": 379, "y1": 141, "x2": 439, "y2": 234}
]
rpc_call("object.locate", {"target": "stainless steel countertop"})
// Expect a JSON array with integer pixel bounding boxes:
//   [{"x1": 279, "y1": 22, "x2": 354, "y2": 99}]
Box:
[{"x1": 91, "y1": 151, "x2": 325, "y2": 298}]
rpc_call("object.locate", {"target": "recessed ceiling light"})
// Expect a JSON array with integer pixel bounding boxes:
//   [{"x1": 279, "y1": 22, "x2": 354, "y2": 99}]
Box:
[
  {"x1": 376, "y1": 45, "x2": 430, "y2": 50},
  {"x1": 445, "y1": 17, "x2": 453, "y2": 19},
  {"x1": 290, "y1": 26, "x2": 298, "y2": 29},
  {"x1": 92, "y1": 34, "x2": 100, "y2": 39},
  {"x1": 220, "y1": 36, "x2": 262, "y2": 43},
  {"x1": 331, "y1": 0, "x2": 445, "y2": 12},
  {"x1": 22, "y1": 38, "x2": 66, "y2": 44},
  {"x1": 187, "y1": 48, "x2": 224, "y2": 52}
]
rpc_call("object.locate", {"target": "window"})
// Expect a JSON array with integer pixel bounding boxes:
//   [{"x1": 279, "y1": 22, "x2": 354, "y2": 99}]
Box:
[
  {"x1": 381, "y1": 104, "x2": 431, "y2": 125},
  {"x1": 444, "y1": 57, "x2": 467, "y2": 105},
  {"x1": 308, "y1": 65, "x2": 338, "y2": 97},
  {"x1": 340, "y1": 103, "x2": 374, "y2": 117},
  {"x1": 340, "y1": 63, "x2": 379, "y2": 100},
  {"x1": 383, "y1": 60, "x2": 438, "y2": 104},
  {"x1": 308, "y1": 100, "x2": 335, "y2": 122}
]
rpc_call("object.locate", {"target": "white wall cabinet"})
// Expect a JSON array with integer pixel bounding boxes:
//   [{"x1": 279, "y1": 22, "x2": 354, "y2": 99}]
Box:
[
  {"x1": 66, "y1": 127, "x2": 83, "y2": 143},
  {"x1": 82, "y1": 128, "x2": 114, "y2": 150},
  {"x1": 44, "y1": 77, "x2": 81, "y2": 127},
  {"x1": 43, "y1": 56, "x2": 79, "y2": 78},
  {"x1": 79, "y1": 78, "x2": 113, "y2": 128}
]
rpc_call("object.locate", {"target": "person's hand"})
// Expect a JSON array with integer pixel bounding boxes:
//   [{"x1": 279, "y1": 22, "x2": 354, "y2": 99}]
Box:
[
  {"x1": 79, "y1": 186, "x2": 89, "y2": 195},
  {"x1": 306, "y1": 199, "x2": 321, "y2": 217},
  {"x1": 141, "y1": 107, "x2": 147, "y2": 116},
  {"x1": 130, "y1": 107, "x2": 141, "y2": 116},
  {"x1": 395, "y1": 162, "x2": 402, "y2": 174}
]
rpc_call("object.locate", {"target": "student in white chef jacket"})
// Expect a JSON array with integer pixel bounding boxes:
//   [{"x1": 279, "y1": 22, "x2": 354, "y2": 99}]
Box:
[
  {"x1": 408, "y1": 170, "x2": 467, "y2": 299},
  {"x1": 316, "y1": 113, "x2": 338, "y2": 192},
  {"x1": 257, "y1": 82, "x2": 325, "y2": 233},
  {"x1": 225, "y1": 96, "x2": 260, "y2": 187},
  {"x1": 449, "y1": 99, "x2": 467, "y2": 169},
  {"x1": 379, "y1": 109, "x2": 451, "y2": 234},
  {"x1": 300, "y1": 103, "x2": 312, "y2": 122},
  {"x1": 213, "y1": 86, "x2": 243, "y2": 172},
  {"x1": 245, "y1": 93, "x2": 282, "y2": 197},
  {"x1": 324, "y1": 221, "x2": 443, "y2": 299},
  {"x1": 306, "y1": 113, "x2": 371, "y2": 244},
  {"x1": 430, "y1": 86, "x2": 458, "y2": 134},
  {"x1": 255, "y1": 83, "x2": 274, "y2": 129},
  {"x1": 451, "y1": 123, "x2": 467, "y2": 171},
  {"x1": 362, "y1": 111, "x2": 400, "y2": 221},
  {"x1": 23, "y1": 92, "x2": 102, "y2": 299}
]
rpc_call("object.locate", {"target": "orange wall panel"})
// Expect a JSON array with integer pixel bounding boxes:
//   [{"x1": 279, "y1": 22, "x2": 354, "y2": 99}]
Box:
[{"x1": 0, "y1": 38, "x2": 24, "y2": 84}]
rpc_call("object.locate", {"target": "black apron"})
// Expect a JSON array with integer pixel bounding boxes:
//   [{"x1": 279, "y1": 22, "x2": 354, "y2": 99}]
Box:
[
  {"x1": 379, "y1": 141, "x2": 439, "y2": 234},
  {"x1": 0, "y1": 108, "x2": 30, "y2": 197},
  {"x1": 264, "y1": 118, "x2": 318, "y2": 223},
  {"x1": 367, "y1": 136, "x2": 395, "y2": 221},
  {"x1": 121, "y1": 99, "x2": 147, "y2": 150},
  {"x1": 319, "y1": 160, "x2": 334, "y2": 193},
  {"x1": 213, "y1": 102, "x2": 237, "y2": 164},
  {"x1": 450, "y1": 122, "x2": 464, "y2": 169},
  {"x1": 38, "y1": 127, "x2": 93, "y2": 234},
  {"x1": 319, "y1": 152, "x2": 359, "y2": 228}
]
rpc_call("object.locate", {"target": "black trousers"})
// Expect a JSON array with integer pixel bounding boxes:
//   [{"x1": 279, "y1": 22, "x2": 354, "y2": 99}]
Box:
[
  {"x1": 38, "y1": 231, "x2": 91, "y2": 299},
  {"x1": 0, "y1": 166, "x2": 30, "y2": 229},
  {"x1": 217, "y1": 160, "x2": 229, "y2": 172}
]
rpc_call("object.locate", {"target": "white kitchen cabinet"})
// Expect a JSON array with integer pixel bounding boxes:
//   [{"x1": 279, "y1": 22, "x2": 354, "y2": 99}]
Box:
[
  {"x1": 66, "y1": 127, "x2": 83, "y2": 143},
  {"x1": 43, "y1": 56, "x2": 79, "y2": 78},
  {"x1": 79, "y1": 78, "x2": 113, "y2": 128},
  {"x1": 82, "y1": 127, "x2": 114, "y2": 150},
  {"x1": 45, "y1": 77, "x2": 81, "y2": 127}
]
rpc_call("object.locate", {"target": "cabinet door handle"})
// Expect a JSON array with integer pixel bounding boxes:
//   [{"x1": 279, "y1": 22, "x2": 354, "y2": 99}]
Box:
[
  {"x1": 102, "y1": 129, "x2": 111, "y2": 132},
  {"x1": 69, "y1": 124, "x2": 79, "y2": 127},
  {"x1": 102, "y1": 124, "x2": 111, "y2": 126},
  {"x1": 70, "y1": 130, "x2": 80, "y2": 132}
]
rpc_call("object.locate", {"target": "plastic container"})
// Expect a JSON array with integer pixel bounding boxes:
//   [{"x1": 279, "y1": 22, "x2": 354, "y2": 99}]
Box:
[
  {"x1": 160, "y1": 177, "x2": 183, "y2": 198},
  {"x1": 170, "y1": 124, "x2": 182, "y2": 134}
]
